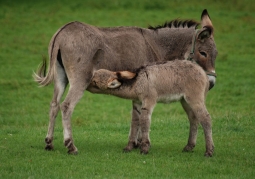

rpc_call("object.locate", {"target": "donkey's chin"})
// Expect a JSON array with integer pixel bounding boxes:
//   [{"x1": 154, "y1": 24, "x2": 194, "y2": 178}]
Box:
[{"x1": 208, "y1": 75, "x2": 216, "y2": 90}]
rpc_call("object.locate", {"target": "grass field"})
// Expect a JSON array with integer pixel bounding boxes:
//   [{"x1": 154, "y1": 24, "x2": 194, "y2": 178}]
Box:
[{"x1": 1, "y1": 0, "x2": 255, "y2": 178}]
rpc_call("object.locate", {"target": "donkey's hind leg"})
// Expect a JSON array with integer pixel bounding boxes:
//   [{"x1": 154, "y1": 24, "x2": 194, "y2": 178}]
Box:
[
  {"x1": 181, "y1": 99, "x2": 199, "y2": 153},
  {"x1": 45, "y1": 63, "x2": 68, "y2": 150},
  {"x1": 60, "y1": 79, "x2": 88, "y2": 154}
]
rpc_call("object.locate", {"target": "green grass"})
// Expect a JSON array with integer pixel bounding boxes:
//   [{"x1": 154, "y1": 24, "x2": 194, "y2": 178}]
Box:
[{"x1": 1, "y1": 0, "x2": 255, "y2": 178}]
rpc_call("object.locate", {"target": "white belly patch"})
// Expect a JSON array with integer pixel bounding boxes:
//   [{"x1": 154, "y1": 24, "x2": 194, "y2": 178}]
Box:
[{"x1": 157, "y1": 94, "x2": 183, "y2": 103}]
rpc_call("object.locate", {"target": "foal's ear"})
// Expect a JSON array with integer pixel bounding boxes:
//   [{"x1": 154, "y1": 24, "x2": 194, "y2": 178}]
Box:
[{"x1": 117, "y1": 71, "x2": 136, "y2": 79}]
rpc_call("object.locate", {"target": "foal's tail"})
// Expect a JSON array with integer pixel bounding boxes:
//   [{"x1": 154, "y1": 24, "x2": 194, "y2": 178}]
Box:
[{"x1": 33, "y1": 55, "x2": 55, "y2": 87}]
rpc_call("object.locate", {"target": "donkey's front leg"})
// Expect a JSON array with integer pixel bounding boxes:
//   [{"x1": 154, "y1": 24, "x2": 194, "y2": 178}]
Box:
[{"x1": 123, "y1": 101, "x2": 142, "y2": 152}]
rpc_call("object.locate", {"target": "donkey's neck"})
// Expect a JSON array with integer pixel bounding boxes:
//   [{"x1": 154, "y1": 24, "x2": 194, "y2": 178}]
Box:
[{"x1": 143, "y1": 28, "x2": 195, "y2": 61}]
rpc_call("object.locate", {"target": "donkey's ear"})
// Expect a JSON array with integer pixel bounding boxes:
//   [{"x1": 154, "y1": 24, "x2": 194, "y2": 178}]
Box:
[
  {"x1": 107, "y1": 79, "x2": 121, "y2": 89},
  {"x1": 118, "y1": 71, "x2": 136, "y2": 79},
  {"x1": 201, "y1": 9, "x2": 214, "y2": 35},
  {"x1": 197, "y1": 27, "x2": 212, "y2": 42}
]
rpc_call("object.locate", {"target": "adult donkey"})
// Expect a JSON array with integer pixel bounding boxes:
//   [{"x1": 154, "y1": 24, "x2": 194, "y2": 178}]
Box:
[{"x1": 34, "y1": 9, "x2": 217, "y2": 154}]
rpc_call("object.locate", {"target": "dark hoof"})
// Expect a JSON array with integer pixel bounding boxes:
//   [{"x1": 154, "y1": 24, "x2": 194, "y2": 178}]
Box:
[
  {"x1": 204, "y1": 149, "x2": 214, "y2": 157},
  {"x1": 45, "y1": 144, "x2": 54, "y2": 151},
  {"x1": 140, "y1": 142, "x2": 150, "y2": 154},
  {"x1": 182, "y1": 145, "x2": 195, "y2": 152},
  {"x1": 140, "y1": 150, "x2": 149, "y2": 155},
  {"x1": 123, "y1": 141, "x2": 139, "y2": 152},
  {"x1": 204, "y1": 146, "x2": 214, "y2": 157},
  {"x1": 68, "y1": 150, "x2": 78, "y2": 155},
  {"x1": 123, "y1": 148, "x2": 131, "y2": 153}
]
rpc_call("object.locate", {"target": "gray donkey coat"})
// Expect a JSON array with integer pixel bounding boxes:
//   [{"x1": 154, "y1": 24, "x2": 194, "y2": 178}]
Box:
[{"x1": 34, "y1": 9, "x2": 217, "y2": 154}]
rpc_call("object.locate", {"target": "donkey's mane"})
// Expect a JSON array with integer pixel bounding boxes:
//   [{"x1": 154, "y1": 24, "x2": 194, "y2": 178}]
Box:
[{"x1": 148, "y1": 19, "x2": 199, "y2": 30}]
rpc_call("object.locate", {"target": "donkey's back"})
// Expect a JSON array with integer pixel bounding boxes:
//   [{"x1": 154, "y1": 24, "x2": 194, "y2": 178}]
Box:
[{"x1": 51, "y1": 21, "x2": 156, "y2": 73}]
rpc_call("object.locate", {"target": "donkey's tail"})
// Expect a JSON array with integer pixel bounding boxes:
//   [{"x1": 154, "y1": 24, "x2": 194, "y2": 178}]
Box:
[
  {"x1": 33, "y1": 22, "x2": 66, "y2": 87},
  {"x1": 33, "y1": 22, "x2": 76, "y2": 87},
  {"x1": 33, "y1": 55, "x2": 55, "y2": 87}
]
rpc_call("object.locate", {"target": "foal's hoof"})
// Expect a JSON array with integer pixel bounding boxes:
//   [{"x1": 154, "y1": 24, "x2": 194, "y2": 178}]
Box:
[
  {"x1": 204, "y1": 149, "x2": 214, "y2": 157},
  {"x1": 123, "y1": 141, "x2": 140, "y2": 152},
  {"x1": 204, "y1": 146, "x2": 214, "y2": 157},
  {"x1": 182, "y1": 144, "x2": 195, "y2": 152},
  {"x1": 140, "y1": 150, "x2": 149, "y2": 155},
  {"x1": 140, "y1": 142, "x2": 150, "y2": 154},
  {"x1": 123, "y1": 147, "x2": 131, "y2": 153}
]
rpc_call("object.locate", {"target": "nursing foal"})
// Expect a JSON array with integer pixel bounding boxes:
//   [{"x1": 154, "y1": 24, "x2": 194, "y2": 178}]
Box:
[{"x1": 88, "y1": 60, "x2": 214, "y2": 157}]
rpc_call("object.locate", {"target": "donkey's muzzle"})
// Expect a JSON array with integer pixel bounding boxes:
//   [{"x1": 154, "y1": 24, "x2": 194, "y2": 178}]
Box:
[{"x1": 208, "y1": 75, "x2": 216, "y2": 90}]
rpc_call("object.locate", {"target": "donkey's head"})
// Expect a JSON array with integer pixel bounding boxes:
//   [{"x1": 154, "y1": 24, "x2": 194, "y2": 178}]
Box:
[
  {"x1": 192, "y1": 9, "x2": 218, "y2": 89},
  {"x1": 92, "y1": 69, "x2": 136, "y2": 90}
]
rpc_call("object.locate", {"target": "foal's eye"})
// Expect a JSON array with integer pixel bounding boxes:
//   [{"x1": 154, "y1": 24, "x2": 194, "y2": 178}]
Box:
[{"x1": 199, "y1": 51, "x2": 207, "y2": 57}]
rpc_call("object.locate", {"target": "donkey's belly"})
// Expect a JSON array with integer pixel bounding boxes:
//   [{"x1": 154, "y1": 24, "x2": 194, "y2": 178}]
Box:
[{"x1": 157, "y1": 94, "x2": 183, "y2": 103}]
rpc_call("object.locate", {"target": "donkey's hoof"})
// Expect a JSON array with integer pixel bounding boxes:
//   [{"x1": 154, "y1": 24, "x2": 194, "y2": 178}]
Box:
[
  {"x1": 45, "y1": 137, "x2": 53, "y2": 150},
  {"x1": 45, "y1": 144, "x2": 54, "y2": 151},
  {"x1": 67, "y1": 145, "x2": 78, "y2": 155},
  {"x1": 68, "y1": 149, "x2": 78, "y2": 155}
]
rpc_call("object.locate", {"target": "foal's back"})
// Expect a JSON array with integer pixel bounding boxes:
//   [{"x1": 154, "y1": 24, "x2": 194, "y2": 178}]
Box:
[{"x1": 135, "y1": 60, "x2": 209, "y2": 103}]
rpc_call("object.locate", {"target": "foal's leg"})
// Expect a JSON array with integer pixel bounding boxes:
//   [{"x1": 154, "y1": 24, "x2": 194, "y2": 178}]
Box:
[
  {"x1": 45, "y1": 62, "x2": 68, "y2": 150},
  {"x1": 187, "y1": 101, "x2": 214, "y2": 157},
  {"x1": 181, "y1": 99, "x2": 199, "y2": 152},
  {"x1": 139, "y1": 99, "x2": 156, "y2": 154},
  {"x1": 123, "y1": 101, "x2": 142, "y2": 152},
  {"x1": 196, "y1": 106, "x2": 214, "y2": 157}
]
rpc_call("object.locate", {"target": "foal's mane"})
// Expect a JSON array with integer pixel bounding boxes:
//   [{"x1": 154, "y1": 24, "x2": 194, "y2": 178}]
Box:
[{"x1": 148, "y1": 19, "x2": 199, "y2": 30}]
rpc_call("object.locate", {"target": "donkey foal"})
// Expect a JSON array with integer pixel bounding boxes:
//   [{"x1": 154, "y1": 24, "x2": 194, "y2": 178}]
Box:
[{"x1": 88, "y1": 60, "x2": 214, "y2": 157}]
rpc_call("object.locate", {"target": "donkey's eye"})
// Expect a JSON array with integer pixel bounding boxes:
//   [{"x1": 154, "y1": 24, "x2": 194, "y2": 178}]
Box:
[{"x1": 199, "y1": 51, "x2": 207, "y2": 57}]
